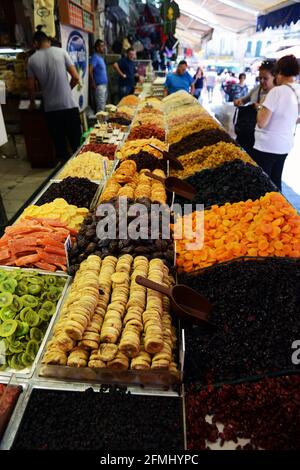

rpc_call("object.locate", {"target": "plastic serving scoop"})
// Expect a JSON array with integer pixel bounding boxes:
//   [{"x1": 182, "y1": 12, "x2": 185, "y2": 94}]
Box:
[
  {"x1": 144, "y1": 171, "x2": 197, "y2": 200},
  {"x1": 135, "y1": 275, "x2": 213, "y2": 326},
  {"x1": 148, "y1": 144, "x2": 184, "y2": 171}
]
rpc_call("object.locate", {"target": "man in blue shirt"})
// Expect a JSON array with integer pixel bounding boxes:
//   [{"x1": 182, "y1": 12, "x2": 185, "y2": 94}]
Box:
[
  {"x1": 164, "y1": 60, "x2": 194, "y2": 96},
  {"x1": 89, "y1": 40, "x2": 108, "y2": 111},
  {"x1": 113, "y1": 48, "x2": 139, "y2": 99}
]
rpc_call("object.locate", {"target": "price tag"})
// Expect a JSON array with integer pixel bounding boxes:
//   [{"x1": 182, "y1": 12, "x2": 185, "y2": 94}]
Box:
[
  {"x1": 180, "y1": 329, "x2": 185, "y2": 373},
  {"x1": 64, "y1": 235, "x2": 72, "y2": 272},
  {"x1": 102, "y1": 159, "x2": 107, "y2": 179},
  {"x1": 0, "y1": 81, "x2": 5, "y2": 105}
]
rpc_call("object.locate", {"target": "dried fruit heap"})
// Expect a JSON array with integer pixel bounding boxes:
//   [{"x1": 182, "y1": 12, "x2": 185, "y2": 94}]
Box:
[
  {"x1": 186, "y1": 375, "x2": 300, "y2": 450},
  {"x1": 0, "y1": 268, "x2": 66, "y2": 371},
  {"x1": 69, "y1": 197, "x2": 173, "y2": 272},
  {"x1": 174, "y1": 160, "x2": 276, "y2": 208},
  {"x1": 99, "y1": 160, "x2": 167, "y2": 204},
  {"x1": 12, "y1": 386, "x2": 183, "y2": 450},
  {"x1": 175, "y1": 192, "x2": 300, "y2": 272},
  {"x1": 59, "y1": 152, "x2": 113, "y2": 180},
  {"x1": 180, "y1": 257, "x2": 300, "y2": 384},
  {"x1": 36, "y1": 177, "x2": 98, "y2": 209},
  {"x1": 43, "y1": 255, "x2": 178, "y2": 374}
]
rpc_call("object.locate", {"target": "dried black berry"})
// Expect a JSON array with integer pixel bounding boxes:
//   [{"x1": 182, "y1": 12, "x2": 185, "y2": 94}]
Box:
[{"x1": 12, "y1": 387, "x2": 184, "y2": 450}]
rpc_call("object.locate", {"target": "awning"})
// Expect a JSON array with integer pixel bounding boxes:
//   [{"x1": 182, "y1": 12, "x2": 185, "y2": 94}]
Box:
[
  {"x1": 176, "y1": 1, "x2": 300, "y2": 38},
  {"x1": 177, "y1": 0, "x2": 258, "y2": 36},
  {"x1": 270, "y1": 44, "x2": 300, "y2": 59},
  {"x1": 257, "y1": 3, "x2": 300, "y2": 31}
]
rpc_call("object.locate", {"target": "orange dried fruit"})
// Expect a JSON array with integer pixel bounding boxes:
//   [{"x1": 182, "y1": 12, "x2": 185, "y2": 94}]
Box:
[{"x1": 261, "y1": 223, "x2": 273, "y2": 234}]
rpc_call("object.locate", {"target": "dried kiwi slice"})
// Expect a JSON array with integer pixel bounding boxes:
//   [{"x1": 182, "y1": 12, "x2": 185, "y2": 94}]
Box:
[
  {"x1": 24, "y1": 309, "x2": 39, "y2": 327},
  {"x1": 40, "y1": 292, "x2": 48, "y2": 302},
  {"x1": 38, "y1": 309, "x2": 51, "y2": 322},
  {"x1": 30, "y1": 327, "x2": 43, "y2": 342},
  {"x1": 15, "y1": 321, "x2": 30, "y2": 337},
  {"x1": 21, "y1": 352, "x2": 33, "y2": 367},
  {"x1": 10, "y1": 353, "x2": 23, "y2": 370},
  {"x1": 45, "y1": 275, "x2": 58, "y2": 286},
  {"x1": 20, "y1": 307, "x2": 33, "y2": 322},
  {"x1": 11, "y1": 295, "x2": 23, "y2": 312},
  {"x1": 0, "y1": 278, "x2": 17, "y2": 294},
  {"x1": 41, "y1": 301, "x2": 56, "y2": 315},
  {"x1": 0, "y1": 306, "x2": 17, "y2": 321},
  {"x1": 20, "y1": 269, "x2": 36, "y2": 277},
  {"x1": 0, "y1": 319, "x2": 18, "y2": 337},
  {"x1": 26, "y1": 339, "x2": 39, "y2": 358},
  {"x1": 20, "y1": 294, "x2": 39, "y2": 308},
  {"x1": 8, "y1": 339, "x2": 24, "y2": 354},
  {"x1": 0, "y1": 271, "x2": 7, "y2": 282},
  {"x1": 28, "y1": 284, "x2": 42, "y2": 295},
  {"x1": 16, "y1": 281, "x2": 28, "y2": 296},
  {"x1": 56, "y1": 277, "x2": 66, "y2": 287},
  {"x1": 27, "y1": 276, "x2": 43, "y2": 285},
  {"x1": 0, "y1": 291, "x2": 13, "y2": 308},
  {"x1": 46, "y1": 286, "x2": 60, "y2": 301}
]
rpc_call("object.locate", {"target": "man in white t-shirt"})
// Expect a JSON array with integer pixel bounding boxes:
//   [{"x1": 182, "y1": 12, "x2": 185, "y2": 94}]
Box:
[{"x1": 253, "y1": 55, "x2": 300, "y2": 190}]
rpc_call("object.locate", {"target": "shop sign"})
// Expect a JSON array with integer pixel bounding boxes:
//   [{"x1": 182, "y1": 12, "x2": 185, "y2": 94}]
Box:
[
  {"x1": 60, "y1": 25, "x2": 89, "y2": 112},
  {"x1": 34, "y1": 0, "x2": 55, "y2": 37}
]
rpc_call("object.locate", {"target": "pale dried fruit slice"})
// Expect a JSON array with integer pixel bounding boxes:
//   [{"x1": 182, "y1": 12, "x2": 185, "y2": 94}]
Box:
[{"x1": 111, "y1": 272, "x2": 128, "y2": 284}]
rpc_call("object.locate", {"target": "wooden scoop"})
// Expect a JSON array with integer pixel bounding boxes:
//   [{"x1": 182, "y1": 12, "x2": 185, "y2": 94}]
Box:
[
  {"x1": 135, "y1": 276, "x2": 213, "y2": 326},
  {"x1": 144, "y1": 171, "x2": 197, "y2": 200},
  {"x1": 148, "y1": 143, "x2": 184, "y2": 171}
]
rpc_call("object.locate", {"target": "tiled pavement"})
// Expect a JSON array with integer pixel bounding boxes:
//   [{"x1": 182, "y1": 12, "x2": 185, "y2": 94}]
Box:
[{"x1": 0, "y1": 158, "x2": 53, "y2": 222}]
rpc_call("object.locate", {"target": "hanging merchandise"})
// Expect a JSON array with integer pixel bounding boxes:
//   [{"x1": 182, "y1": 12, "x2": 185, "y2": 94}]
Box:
[
  {"x1": 33, "y1": 0, "x2": 55, "y2": 38},
  {"x1": 160, "y1": 0, "x2": 180, "y2": 35},
  {"x1": 164, "y1": 33, "x2": 179, "y2": 60}
]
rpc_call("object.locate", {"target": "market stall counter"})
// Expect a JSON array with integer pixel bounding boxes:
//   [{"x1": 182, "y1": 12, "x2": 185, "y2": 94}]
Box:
[
  {"x1": 1, "y1": 91, "x2": 300, "y2": 452},
  {"x1": 19, "y1": 103, "x2": 57, "y2": 168}
]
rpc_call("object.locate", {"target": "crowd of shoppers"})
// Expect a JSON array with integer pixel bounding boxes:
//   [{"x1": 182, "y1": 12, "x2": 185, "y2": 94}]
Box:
[
  {"x1": 234, "y1": 55, "x2": 299, "y2": 190},
  {"x1": 26, "y1": 24, "x2": 299, "y2": 192}
]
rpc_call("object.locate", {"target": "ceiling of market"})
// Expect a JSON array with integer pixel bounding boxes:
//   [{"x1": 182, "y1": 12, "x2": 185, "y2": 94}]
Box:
[{"x1": 175, "y1": 0, "x2": 299, "y2": 45}]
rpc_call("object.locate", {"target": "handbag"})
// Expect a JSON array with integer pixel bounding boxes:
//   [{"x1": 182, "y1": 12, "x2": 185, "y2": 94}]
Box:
[{"x1": 233, "y1": 87, "x2": 262, "y2": 147}]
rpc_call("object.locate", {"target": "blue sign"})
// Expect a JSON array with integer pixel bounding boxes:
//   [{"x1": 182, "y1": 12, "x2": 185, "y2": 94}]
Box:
[
  {"x1": 67, "y1": 30, "x2": 87, "y2": 101},
  {"x1": 61, "y1": 25, "x2": 89, "y2": 111}
]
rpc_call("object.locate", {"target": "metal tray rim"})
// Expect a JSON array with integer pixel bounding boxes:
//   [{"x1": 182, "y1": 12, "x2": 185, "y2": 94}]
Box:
[{"x1": 0, "y1": 267, "x2": 71, "y2": 380}]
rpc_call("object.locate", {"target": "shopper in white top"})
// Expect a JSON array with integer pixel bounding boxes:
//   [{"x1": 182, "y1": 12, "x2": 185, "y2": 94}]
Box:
[{"x1": 253, "y1": 55, "x2": 300, "y2": 190}]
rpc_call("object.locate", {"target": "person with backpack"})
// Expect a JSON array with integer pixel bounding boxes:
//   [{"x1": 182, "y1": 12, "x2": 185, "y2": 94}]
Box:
[{"x1": 233, "y1": 60, "x2": 276, "y2": 157}]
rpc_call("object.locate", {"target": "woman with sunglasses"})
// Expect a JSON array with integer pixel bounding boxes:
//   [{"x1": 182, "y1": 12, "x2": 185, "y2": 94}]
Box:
[
  {"x1": 234, "y1": 60, "x2": 276, "y2": 156},
  {"x1": 253, "y1": 55, "x2": 300, "y2": 191}
]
